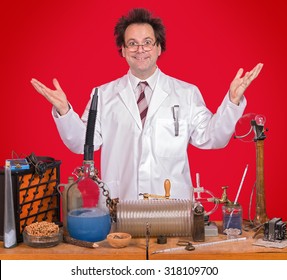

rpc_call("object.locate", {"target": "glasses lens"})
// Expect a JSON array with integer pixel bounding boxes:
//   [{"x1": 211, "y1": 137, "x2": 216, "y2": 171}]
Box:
[
  {"x1": 143, "y1": 45, "x2": 152, "y2": 51},
  {"x1": 126, "y1": 41, "x2": 156, "y2": 52}
]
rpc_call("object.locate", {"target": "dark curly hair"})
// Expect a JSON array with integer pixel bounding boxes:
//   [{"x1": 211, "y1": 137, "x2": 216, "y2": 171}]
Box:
[{"x1": 114, "y1": 8, "x2": 166, "y2": 56}]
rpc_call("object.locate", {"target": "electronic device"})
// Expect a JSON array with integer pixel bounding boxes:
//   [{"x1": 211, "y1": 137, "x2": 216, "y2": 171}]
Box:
[{"x1": 264, "y1": 218, "x2": 286, "y2": 241}]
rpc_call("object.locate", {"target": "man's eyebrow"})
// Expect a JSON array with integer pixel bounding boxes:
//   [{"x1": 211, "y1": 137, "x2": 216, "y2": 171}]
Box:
[{"x1": 126, "y1": 36, "x2": 154, "y2": 43}]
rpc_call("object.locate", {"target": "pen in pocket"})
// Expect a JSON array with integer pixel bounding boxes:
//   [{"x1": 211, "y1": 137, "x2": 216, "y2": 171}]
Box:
[{"x1": 172, "y1": 105, "x2": 179, "y2": 136}]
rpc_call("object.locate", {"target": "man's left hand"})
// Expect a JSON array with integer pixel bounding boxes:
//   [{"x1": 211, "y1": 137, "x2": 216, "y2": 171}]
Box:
[{"x1": 229, "y1": 63, "x2": 264, "y2": 105}]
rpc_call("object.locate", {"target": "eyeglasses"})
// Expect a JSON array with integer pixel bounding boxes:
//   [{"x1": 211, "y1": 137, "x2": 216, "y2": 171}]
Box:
[{"x1": 125, "y1": 40, "x2": 157, "y2": 52}]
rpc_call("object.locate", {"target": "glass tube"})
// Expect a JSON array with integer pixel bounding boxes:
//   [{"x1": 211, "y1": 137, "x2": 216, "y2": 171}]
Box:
[{"x1": 4, "y1": 166, "x2": 17, "y2": 248}]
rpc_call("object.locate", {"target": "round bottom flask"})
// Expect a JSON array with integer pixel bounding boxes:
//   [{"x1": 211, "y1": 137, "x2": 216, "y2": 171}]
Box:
[{"x1": 66, "y1": 171, "x2": 111, "y2": 242}]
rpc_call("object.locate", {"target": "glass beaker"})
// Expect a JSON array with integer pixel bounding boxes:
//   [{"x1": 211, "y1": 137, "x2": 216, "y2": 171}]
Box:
[{"x1": 222, "y1": 203, "x2": 242, "y2": 235}]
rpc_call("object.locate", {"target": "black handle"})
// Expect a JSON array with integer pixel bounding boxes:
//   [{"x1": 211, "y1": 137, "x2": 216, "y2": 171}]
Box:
[{"x1": 84, "y1": 88, "x2": 98, "y2": 161}]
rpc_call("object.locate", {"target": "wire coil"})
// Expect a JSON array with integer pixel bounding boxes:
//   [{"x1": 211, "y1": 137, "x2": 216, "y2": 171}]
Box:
[{"x1": 116, "y1": 199, "x2": 193, "y2": 237}]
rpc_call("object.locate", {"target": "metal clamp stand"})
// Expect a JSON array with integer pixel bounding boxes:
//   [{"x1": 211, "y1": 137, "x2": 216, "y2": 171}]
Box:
[{"x1": 234, "y1": 114, "x2": 269, "y2": 234}]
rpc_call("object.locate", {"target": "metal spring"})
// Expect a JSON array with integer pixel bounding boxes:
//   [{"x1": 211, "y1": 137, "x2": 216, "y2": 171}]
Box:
[{"x1": 116, "y1": 199, "x2": 193, "y2": 237}]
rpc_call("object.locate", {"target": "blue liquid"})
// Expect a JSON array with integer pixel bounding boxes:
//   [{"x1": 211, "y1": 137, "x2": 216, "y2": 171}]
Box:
[
  {"x1": 67, "y1": 208, "x2": 111, "y2": 242},
  {"x1": 223, "y1": 212, "x2": 242, "y2": 234}
]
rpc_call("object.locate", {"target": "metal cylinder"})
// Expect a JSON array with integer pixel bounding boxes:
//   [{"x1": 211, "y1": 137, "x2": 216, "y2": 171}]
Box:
[{"x1": 116, "y1": 199, "x2": 193, "y2": 237}]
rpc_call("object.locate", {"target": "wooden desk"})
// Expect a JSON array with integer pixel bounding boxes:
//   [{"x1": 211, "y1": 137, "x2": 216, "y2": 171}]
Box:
[{"x1": 1, "y1": 226, "x2": 287, "y2": 260}]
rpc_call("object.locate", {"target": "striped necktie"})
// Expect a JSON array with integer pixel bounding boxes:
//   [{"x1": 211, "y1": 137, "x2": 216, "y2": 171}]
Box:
[{"x1": 137, "y1": 81, "x2": 148, "y2": 125}]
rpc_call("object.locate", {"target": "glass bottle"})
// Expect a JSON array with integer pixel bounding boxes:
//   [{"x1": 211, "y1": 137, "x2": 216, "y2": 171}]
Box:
[{"x1": 66, "y1": 163, "x2": 111, "y2": 242}]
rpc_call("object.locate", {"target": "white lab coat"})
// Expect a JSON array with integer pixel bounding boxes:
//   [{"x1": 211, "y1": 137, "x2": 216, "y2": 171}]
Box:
[{"x1": 53, "y1": 69, "x2": 246, "y2": 200}]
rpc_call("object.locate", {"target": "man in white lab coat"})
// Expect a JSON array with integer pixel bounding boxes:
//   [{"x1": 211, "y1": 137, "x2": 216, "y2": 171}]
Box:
[{"x1": 31, "y1": 8, "x2": 263, "y2": 201}]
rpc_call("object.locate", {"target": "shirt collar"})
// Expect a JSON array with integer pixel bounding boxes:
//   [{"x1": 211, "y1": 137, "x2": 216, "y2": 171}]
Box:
[{"x1": 128, "y1": 67, "x2": 159, "y2": 92}]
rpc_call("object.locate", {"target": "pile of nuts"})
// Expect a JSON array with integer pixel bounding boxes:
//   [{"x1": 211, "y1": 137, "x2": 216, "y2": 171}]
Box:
[{"x1": 25, "y1": 221, "x2": 59, "y2": 236}]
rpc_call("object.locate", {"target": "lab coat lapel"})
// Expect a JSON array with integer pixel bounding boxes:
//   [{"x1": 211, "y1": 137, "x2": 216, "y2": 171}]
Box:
[
  {"x1": 146, "y1": 73, "x2": 169, "y2": 121},
  {"x1": 118, "y1": 78, "x2": 142, "y2": 129}
]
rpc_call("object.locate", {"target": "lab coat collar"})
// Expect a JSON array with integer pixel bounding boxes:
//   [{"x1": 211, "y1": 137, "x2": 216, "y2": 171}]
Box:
[
  {"x1": 117, "y1": 77, "x2": 142, "y2": 129},
  {"x1": 146, "y1": 70, "x2": 169, "y2": 123},
  {"x1": 128, "y1": 68, "x2": 159, "y2": 93},
  {"x1": 118, "y1": 70, "x2": 169, "y2": 130}
]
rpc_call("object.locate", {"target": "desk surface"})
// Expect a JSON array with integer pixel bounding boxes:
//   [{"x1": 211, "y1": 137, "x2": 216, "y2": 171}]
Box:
[{"x1": 1, "y1": 225, "x2": 287, "y2": 260}]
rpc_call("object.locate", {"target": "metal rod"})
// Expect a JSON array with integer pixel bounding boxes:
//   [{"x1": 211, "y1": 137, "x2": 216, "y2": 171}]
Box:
[
  {"x1": 253, "y1": 139, "x2": 268, "y2": 226},
  {"x1": 151, "y1": 237, "x2": 247, "y2": 255}
]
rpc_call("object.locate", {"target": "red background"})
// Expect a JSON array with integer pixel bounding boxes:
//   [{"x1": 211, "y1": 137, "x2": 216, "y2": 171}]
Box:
[{"x1": 1, "y1": 0, "x2": 286, "y2": 221}]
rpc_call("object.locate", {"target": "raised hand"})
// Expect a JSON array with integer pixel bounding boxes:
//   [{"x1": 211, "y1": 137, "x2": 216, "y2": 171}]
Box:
[
  {"x1": 31, "y1": 78, "x2": 70, "y2": 115},
  {"x1": 229, "y1": 63, "x2": 263, "y2": 105}
]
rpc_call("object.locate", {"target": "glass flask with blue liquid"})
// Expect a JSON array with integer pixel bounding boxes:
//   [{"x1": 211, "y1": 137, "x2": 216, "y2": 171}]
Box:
[{"x1": 66, "y1": 163, "x2": 111, "y2": 242}]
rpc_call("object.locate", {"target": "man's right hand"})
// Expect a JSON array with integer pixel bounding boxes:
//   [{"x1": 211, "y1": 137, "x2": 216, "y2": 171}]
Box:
[{"x1": 31, "y1": 78, "x2": 70, "y2": 115}]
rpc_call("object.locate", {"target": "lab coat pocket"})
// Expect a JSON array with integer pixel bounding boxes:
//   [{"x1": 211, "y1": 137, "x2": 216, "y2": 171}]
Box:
[{"x1": 155, "y1": 119, "x2": 188, "y2": 158}]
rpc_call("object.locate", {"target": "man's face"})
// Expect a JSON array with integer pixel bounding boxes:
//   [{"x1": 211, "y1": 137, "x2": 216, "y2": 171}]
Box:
[{"x1": 122, "y1": 23, "x2": 161, "y2": 80}]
